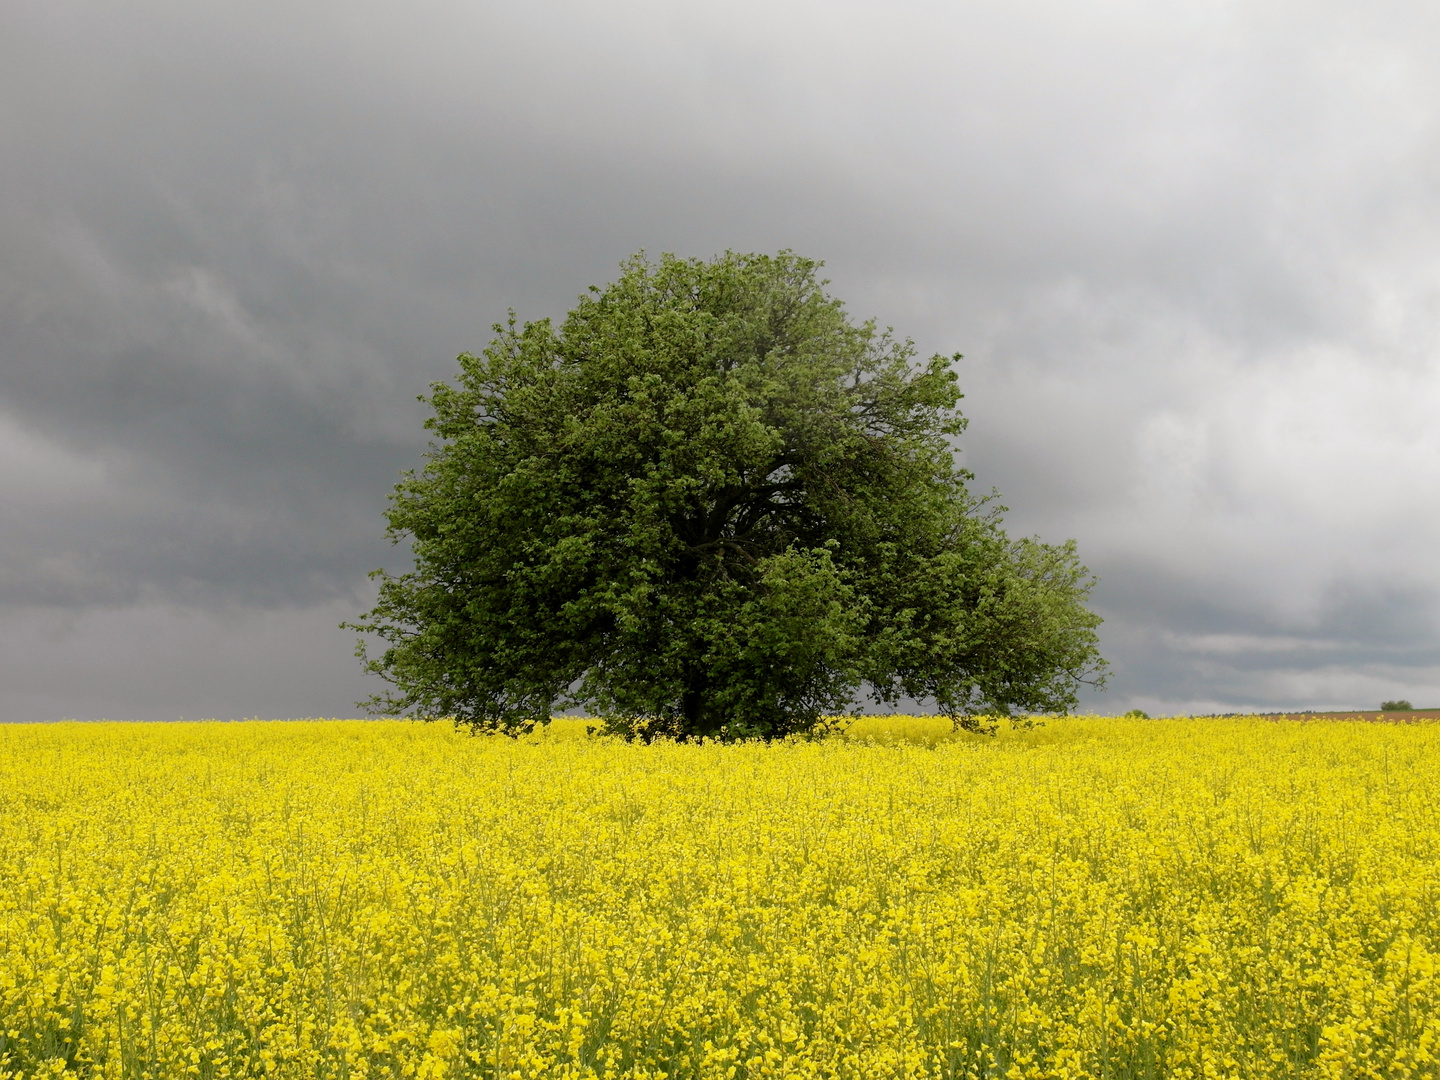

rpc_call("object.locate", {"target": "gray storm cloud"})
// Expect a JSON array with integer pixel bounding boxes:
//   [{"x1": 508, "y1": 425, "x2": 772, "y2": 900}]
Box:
[{"x1": 2, "y1": 0, "x2": 1438, "y2": 720}]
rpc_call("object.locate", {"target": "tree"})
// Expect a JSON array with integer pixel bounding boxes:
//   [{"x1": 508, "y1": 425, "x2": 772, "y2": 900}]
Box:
[{"x1": 348, "y1": 251, "x2": 1106, "y2": 739}]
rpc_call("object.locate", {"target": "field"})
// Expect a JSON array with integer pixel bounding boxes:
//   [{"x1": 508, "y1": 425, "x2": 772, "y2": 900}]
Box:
[{"x1": 3, "y1": 717, "x2": 1439, "y2": 1079}]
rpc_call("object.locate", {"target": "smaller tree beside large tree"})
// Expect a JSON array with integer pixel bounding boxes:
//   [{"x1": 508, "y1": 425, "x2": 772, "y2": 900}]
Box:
[{"x1": 349, "y1": 251, "x2": 1106, "y2": 738}]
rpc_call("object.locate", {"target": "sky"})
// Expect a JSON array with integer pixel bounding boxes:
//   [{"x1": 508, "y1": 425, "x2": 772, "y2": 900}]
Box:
[{"x1": 2, "y1": 0, "x2": 1438, "y2": 721}]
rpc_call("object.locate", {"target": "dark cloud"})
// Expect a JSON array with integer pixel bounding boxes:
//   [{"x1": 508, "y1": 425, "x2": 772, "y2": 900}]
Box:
[{"x1": 2, "y1": 0, "x2": 1438, "y2": 720}]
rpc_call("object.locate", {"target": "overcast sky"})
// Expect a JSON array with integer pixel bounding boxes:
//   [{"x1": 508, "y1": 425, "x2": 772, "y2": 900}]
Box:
[{"x1": 2, "y1": 0, "x2": 1438, "y2": 721}]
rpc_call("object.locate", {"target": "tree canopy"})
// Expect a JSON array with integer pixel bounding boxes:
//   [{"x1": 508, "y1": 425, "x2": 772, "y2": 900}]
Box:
[{"x1": 349, "y1": 251, "x2": 1106, "y2": 738}]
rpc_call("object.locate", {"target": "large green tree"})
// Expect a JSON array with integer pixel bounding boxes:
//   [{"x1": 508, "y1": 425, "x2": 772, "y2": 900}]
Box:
[{"x1": 349, "y1": 252, "x2": 1105, "y2": 738}]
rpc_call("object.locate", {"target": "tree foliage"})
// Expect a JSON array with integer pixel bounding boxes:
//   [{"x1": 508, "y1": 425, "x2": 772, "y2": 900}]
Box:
[{"x1": 349, "y1": 251, "x2": 1106, "y2": 738}]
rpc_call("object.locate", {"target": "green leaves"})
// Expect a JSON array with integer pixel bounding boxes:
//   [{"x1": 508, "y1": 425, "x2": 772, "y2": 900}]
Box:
[{"x1": 348, "y1": 251, "x2": 1106, "y2": 738}]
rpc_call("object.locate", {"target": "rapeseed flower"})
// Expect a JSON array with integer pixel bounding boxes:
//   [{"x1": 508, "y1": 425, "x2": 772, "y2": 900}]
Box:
[{"x1": 1, "y1": 716, "x2": 1438, "y2": 1078}]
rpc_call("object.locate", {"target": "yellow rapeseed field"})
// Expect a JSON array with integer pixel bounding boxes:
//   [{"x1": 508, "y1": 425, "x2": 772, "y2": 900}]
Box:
[{"x1": 3, "y1": 716, "x2": 1439, "y2": 1079}]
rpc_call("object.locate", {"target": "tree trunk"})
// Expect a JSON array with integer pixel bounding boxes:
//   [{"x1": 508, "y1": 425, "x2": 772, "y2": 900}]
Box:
[{"x1": 681, "y1": 672, "x2": 721, "y2": 739}]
